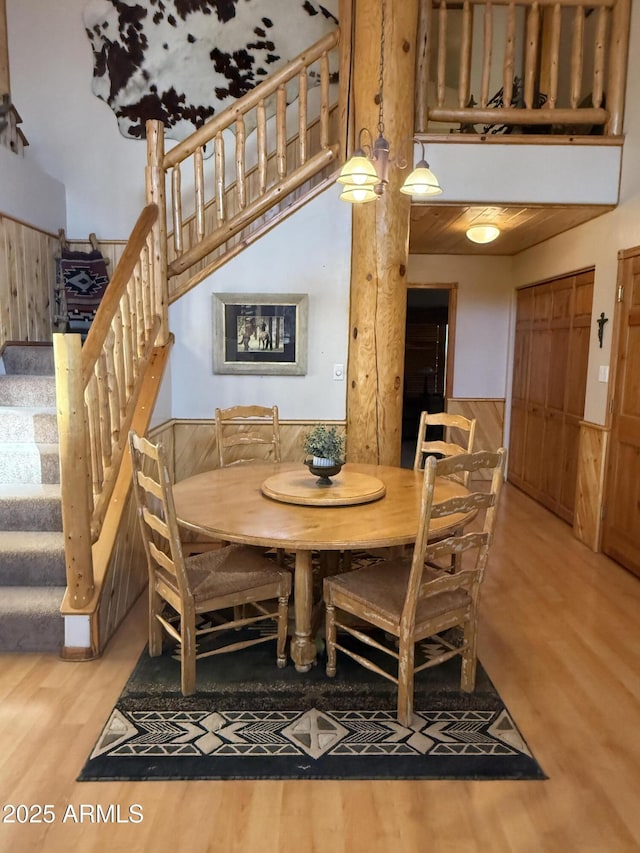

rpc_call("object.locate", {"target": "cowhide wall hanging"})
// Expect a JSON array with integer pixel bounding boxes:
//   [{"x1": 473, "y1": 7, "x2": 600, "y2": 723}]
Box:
[{"x1": 83, "y1": 0, "x2": 339, "y2": 143}]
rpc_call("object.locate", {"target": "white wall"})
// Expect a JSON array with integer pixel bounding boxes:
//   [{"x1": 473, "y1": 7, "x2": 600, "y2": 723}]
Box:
[
  {"x1": 7, "y1": 0, "x2": 148, "y2": 239},
  {"x1": 407, "y1": 255, "x2": 514, "y2": 399},
  {"x1": 168, "y1": 189, "x2": 351, "y2": 420},
  {"x1": 0, "y1": 144, "x2": 65, "y2": 233}
]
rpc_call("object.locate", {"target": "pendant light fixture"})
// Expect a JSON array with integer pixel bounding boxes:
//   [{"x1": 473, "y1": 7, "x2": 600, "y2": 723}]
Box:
[{"x1": 336, "y1": 0, "x2": 442, "y2": 204}]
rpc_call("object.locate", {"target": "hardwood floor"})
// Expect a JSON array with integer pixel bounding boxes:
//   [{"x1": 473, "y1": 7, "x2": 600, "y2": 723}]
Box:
[{"x1": 1, "y1": 483, "x2": 640, "y2": 852}]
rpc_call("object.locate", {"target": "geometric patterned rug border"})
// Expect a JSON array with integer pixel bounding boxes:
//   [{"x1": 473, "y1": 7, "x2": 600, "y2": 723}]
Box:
[{"x1": 79, "y1": 620, "x2": 546, "y2": 782}]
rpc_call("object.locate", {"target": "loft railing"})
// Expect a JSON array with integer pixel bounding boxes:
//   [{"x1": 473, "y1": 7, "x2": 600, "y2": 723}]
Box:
[
  {"x1": 54, "y1": 204, "x2": 164, "y2": 607},
  {"x1": 416, "y1": 0, "x2": 631, "y2": 137},
  {"x1": 146, "y1": 29, "x2": 342, "y2": 302}
]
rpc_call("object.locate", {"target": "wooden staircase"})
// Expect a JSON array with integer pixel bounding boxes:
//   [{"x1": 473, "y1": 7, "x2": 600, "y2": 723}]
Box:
[{"x1": 0, "y1": 28, "x2": 346, "y2": 658}]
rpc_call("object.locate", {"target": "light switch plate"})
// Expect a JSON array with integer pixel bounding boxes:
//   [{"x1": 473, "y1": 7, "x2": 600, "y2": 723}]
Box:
[
  {"x1": 598, "y1": 365, "x2": 609, "y2": 383},
  {"x1": 333, "y1": 363, "x2": 345, "y2": 380}
]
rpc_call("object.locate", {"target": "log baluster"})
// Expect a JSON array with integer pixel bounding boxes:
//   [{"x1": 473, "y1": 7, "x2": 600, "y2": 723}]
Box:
[
  {"x1": 235, "y1": 115, "x2": 246, "y2": 210},
  {"x1": 276, "y1": 84, "x2": 287, "y2": 180},
  {"x1": 214, "y1": 131, "x2": 226, "y2": 224},
  {"x1": 320, "y1": 52, "x2": 330, "y2": 149},
  {"x1": 480, "y1": 2, "x2": 494, "y2": 108},
  {"x1": 570, "y1": 5, "x2": 584, "y2": 109},
  {"x1": 459, "y1": 1, "x2": 473, "y2": 108},
  {"x1": 592, "y1": 6, "x2": 608, "y2": 109},
  {"x1": 415, "y1": 0, "x2": 433, "y2": 132},
  {"x1": 503, "y1": 2, "x2": 517, "y2": 107},
  {"x1": 298, "y1": 68, "x2": 308, "y2": 163},
  {"x1": 171, "y1": 165, "x2": 182, "y2": 255},
  {"x1": 436, "y1": 1, "x2": 448, "y2": 108},
  {"x1": 194, "y1": 146, "x2": 205, "y2": 242},
  {"x1": 257, "y1": 100, "x2": 267, "y2": 194},
  {"x1": 524, "y1": 2, "x2": 540, "y2": 110}
]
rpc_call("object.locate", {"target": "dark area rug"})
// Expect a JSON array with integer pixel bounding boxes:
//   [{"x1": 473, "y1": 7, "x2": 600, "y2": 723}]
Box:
[{"x1": 79, "y1": 621, "x2": 546, "y2": 782}]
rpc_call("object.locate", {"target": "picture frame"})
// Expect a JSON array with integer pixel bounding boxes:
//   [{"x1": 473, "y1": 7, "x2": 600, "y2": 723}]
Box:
[{"x1": 212, "y1": 292, "x2": 308, "y2": 375}]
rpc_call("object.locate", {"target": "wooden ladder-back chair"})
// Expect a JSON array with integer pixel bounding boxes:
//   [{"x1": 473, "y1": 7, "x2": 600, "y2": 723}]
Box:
[
  {"x1": 129, "y1": 430, "x2": 291, "y2": 696},
  {"x1": 215, "y1": 405, "x2": 282, "y2": 468},
  {"x1": 413, "y1": 411, "x2": 477, "y2": 486},
  {"x1": 324, "y1": 448, "x2": 506, "y2": 727}
]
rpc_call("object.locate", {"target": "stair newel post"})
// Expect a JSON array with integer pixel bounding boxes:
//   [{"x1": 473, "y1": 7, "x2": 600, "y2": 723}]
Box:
[
  {"x1": 146, "y1": 119, "x2": 170, "y2": 346},
  {"x1": 53, "y1": 333, "x2": 95, "y2": 608}
]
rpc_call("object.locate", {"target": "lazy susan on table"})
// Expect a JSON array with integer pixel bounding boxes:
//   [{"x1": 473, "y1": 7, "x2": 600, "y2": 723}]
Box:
[{"x1": 261, "y1": 468, "x2": 386, "y2": 506}]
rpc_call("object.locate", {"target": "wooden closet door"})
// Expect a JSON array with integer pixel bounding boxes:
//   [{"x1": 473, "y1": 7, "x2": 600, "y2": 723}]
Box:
[
  {"x1": 602, "y1": 250, "x2": 640, "y2": 576},
  {"x1": 509, "y1": 270, "x2": 593, "y2": 523}
]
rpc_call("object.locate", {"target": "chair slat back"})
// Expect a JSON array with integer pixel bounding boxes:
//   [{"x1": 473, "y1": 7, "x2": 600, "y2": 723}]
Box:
[
  {"x1": 129, "y1": 430, "x2": 191, "y2": 597},
  {"x1": 215, "y1": 404, "x2": 281, "y2": 467},
  {"x1": 413, "y1": 411, "x2": 477, "y2": 486},
  {"x1": 402, "y1": 448, "x2": 506, "y2": 630}
]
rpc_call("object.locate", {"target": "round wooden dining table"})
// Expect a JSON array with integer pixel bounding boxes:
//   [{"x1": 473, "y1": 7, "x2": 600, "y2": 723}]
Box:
[{"x1": 172, "y1": 461, "x2": 471, "y2": 672}]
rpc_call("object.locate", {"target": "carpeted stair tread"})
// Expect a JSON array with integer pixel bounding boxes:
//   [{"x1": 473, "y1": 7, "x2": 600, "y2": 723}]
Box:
[
  {"x1": 0, "y1": 406, "x2": 58, "y2": 443},
  {"x1": 0, "y1": 442, "x2": 60, "y2": 485},
  {"x1": 1, "y1": 344, "x2": 54, "y2": 375},
  {"x1": 0, "y1": 586, "x2": 65, "y2": 652},
  {"x1": 0, "y1": 531, "x2": 66, "y2": 585},
  {"x1": 0, "y1": 375, "x2": 57, "y2": 407},
  {"x1": 0, "y1": 484, "x2": 62, "y2": 531}
]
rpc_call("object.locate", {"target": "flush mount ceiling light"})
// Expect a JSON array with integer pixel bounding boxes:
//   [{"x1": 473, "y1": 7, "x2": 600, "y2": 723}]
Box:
[
  {"x1": 466, "y1": 224, "x2": 501, "y2": 244},
  {"x1": 336, "y1": 0, "x2": 442, "y2": 204}
]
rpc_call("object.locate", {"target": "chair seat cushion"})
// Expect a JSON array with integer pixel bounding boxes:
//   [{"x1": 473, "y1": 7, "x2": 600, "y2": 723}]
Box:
[
  {"x1": 185, "y1": 545, "x2": 289, "y2": 602},
  {"x1": 325, "y1": 558, "x2": 470, "y2": 627}
]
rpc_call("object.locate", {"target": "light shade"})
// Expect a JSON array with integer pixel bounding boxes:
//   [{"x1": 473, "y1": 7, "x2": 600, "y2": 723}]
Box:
[
  {"x1": 400, "y1": 161, "x2": 443, "y2": 197},
  {"x1": 338, "y1": 184, "x2": 379, "y2": 204},
  {"x1": 336, "y1": 152, "x2": 379, "y2": 187},
  {"x1": 466, "y1": 224, "x2": 501, "y2": 244}
]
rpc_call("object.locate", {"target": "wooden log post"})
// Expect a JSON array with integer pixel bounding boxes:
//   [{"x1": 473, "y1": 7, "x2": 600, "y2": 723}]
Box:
[
  {"x1": 0, "y1": 0, "x2": 9, "y2": 99},
  {"x1": 346, "y1": 0, "x2": 419, "y2": 465},
  {"x1": 146, "y1": 120, "x2": 170, "y2": 345},
  {"x1": 54, "y1": 333, "x2": 95, "y2": 608},
  {"x1": 606, "y1": 0, "x2": 631, "y2": 136}
]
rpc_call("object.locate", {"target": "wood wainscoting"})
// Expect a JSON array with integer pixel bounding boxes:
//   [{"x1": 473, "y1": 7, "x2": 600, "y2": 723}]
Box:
[
  {"x1": 170, "y1": 418, "x2": 346, "y2": 482},
  {"x1": 0, "y1": 215, "x2": 57, "y2": 343},
  {"x1": 447, "y1": 399, "x2": 505, "y2": 480},
  {"x1": 0, "y1": 212, "x2": 126, "y2": 347},
  {"x1": 574, "y1": 421, "x2": 609, "y2": 552}
]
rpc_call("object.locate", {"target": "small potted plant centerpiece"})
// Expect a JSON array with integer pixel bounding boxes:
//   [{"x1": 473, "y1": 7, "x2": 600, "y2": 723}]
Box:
[{"x1": 303, "y1": 424, "x2": 346, "y2": 484}]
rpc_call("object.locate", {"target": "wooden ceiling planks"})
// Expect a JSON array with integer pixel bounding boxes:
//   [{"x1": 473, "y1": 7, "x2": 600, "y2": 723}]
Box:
[{"x1": 409, "y1": 203, "x2": 614, "y2": 255}]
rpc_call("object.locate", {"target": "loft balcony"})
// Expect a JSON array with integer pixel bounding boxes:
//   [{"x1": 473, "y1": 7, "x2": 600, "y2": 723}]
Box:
[{"x1": 407, "y1": 0, "x2": 629, "y2": 253}]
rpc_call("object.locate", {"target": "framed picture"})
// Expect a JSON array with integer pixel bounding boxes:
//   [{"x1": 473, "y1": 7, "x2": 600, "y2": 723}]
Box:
[{"x1": 212, "y1": 292, "x2": 308, "y2": 375}]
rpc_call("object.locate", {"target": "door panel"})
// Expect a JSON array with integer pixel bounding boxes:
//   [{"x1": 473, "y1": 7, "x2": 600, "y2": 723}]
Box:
[
  {"x1": 509, "y1": 271, "x2": 593, "y2": 524},
  {"x1": 602, "y1": 252, "x2": 640, "y2": 575}
]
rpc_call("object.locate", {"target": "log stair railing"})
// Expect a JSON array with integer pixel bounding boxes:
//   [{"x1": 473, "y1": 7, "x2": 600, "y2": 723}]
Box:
[
  {"x1": 55, "y1": 203, "x2": 170, "y2": 628},
  {"x1": 147, "y1": 28, "x2": 342, "y2": 304}
]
